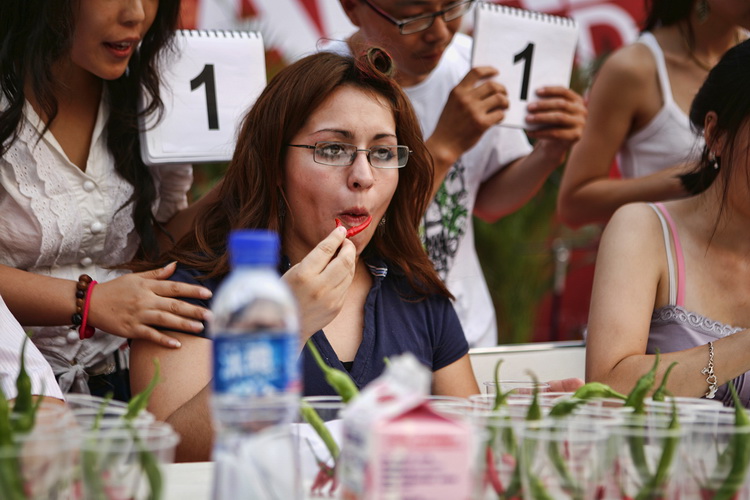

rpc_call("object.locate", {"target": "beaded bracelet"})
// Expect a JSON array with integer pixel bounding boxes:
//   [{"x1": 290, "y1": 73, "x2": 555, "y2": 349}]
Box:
[
  {"x1": 701, "y1": 341, "x2": 718, "y2": 399},
  {"x1": 79, "y1": 280, "x2": 97, "y2": 340},
  {"x1": 71, "y1": 274, "x2": 96, "y2": 340}
]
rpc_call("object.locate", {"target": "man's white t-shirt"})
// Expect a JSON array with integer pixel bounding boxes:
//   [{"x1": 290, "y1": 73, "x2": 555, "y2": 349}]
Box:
[{"x1": 322, "y1": 34, "x2": 532, "y2": 347}]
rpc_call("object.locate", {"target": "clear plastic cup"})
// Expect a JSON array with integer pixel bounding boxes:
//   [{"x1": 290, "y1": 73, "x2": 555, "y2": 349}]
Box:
[
  {"x1": 79, "y1": 421, "x2": 180, "y2": 500},
  {"x1": 294, "y1": 396, "x2": 345, "y2": 498},
  {"x1": 519, "y1": 422, "x2": 610, "y2": 499},
  {"x1": 0, "y1": 403, "x2": 80, "y2": 500},
  {"x1": 605, "y1": 415, "x2": 686, "y2": 500},
  {"x1": 680, "y1": 416, "x2": 750, "y2": 499}
]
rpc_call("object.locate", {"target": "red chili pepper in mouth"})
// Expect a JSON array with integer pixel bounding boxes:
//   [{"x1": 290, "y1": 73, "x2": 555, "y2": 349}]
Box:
[{"x1": 334, "y1": 215, "x2": 373, "y2": 238}]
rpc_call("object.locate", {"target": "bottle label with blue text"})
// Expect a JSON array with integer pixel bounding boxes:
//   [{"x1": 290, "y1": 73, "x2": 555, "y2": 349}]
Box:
[{"x1": 212, "y1": 333, "x2": 299, "y2": 396}]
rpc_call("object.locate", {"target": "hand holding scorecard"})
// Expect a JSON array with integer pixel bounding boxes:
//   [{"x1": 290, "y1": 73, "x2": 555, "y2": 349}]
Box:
[
  {"x1": 471, "y1": 2, "x2": 578, "y2": 129},
  {"x1": 140, "y1": 30, "x2": 267, "y2": 165}
]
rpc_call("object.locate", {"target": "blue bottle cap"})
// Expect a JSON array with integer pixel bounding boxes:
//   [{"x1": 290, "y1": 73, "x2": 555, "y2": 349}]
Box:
[{"x1": 228, "y1": 230, "x2": 280, "y2": 267}]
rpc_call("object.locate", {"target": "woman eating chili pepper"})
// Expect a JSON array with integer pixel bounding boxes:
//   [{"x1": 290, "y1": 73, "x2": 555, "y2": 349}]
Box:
[{"x1": 127, "y1": 49, "x2": 480, "y2": 462}]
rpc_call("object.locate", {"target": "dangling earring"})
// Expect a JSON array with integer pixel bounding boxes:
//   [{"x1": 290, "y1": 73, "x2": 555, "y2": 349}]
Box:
[
  {"x1": 378, "y1": 216, "x2": 386, "y2": 227},
  {"x1": 708, "y1": 151, "x2": 720, "y2": 170},
  {"x1": 696, "y1": 0, "x2": 710, "y2": 24}
]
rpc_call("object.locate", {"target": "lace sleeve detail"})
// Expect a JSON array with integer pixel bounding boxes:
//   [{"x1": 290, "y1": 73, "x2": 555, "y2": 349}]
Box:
[
  {"x1": 5, "y1": 123, "x2": 82, "y2": 268},
  {"x1": 652, "y1": 305, "x2": 745, "y2": 338}
]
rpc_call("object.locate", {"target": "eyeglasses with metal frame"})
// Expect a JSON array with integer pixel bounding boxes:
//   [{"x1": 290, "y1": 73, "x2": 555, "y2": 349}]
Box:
[
  {"x1": 288, "y1": 141, "x2": 411, "y2": 168},
  {"x1": 361, "y1": 0, "x2": 475, "y2": 35}
]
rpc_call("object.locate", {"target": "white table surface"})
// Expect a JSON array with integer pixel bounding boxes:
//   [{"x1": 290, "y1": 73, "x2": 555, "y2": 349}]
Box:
[
  {"x1": 164, "y1": 462, "x2": 214, "y2": 500},
  {"x1": 163, "y1": 462, "x2": 327, "y2": 500}
]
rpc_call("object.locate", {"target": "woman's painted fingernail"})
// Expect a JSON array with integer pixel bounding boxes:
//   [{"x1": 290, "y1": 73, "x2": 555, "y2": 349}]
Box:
[
  {"x1": 201, "y1": 288, "x2": 213, "y2": 298},
  {"x1": 168, "y1": 339, "x2": 182, "y2": 348}
]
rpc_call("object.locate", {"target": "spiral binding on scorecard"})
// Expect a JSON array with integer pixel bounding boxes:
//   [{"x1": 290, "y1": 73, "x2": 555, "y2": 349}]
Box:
[
  {"x1": 478, "y1": 2, "x2": 576, "y2": 27},
  {"x1": 177, "y1": 29, "x2": 261, "y2": 39}
]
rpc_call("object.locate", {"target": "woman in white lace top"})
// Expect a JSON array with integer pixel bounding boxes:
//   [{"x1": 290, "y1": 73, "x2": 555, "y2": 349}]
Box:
[{"x1": 0, "y1": 0, "x2": 212, "y2": 399}]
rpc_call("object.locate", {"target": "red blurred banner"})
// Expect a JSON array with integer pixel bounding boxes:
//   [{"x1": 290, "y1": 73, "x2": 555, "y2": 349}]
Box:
[{"x1": 182, "y1": 0, "x2": 647, "y2": 64}]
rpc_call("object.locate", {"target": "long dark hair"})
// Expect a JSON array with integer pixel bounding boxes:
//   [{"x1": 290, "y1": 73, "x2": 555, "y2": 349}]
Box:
[
  {"x1": 0, "y1": 0, "x2": 180, "y2": 259},
  {"x1": 165, "y1": 49, "x2": 451, "y2": 299},
  {"x1": 680, "y1": 39, "x2": 750, "y2": 214},
  {"x1": 643, "y1": 0, "x2": 694, "y2": 31}
]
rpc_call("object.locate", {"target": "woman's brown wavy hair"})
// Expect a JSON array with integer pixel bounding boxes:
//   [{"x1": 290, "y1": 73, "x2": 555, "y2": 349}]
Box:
[{"x1": 164, "y1": 49, "x2": 451, "y2": 299}]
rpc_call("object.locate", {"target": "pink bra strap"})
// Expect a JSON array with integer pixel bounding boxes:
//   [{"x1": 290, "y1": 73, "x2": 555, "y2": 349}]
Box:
[{"x1": 654, "y1": 202, "x2": 686, "y2": 306}]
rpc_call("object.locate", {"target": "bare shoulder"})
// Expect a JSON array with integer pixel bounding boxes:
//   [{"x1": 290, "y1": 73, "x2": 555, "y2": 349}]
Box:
[
  {"x1": 600, "y1": 203, "x2": 664, "y2": 257},
  {"x1": 593, "y1": 43, "x2": 657, "y2": 90}
]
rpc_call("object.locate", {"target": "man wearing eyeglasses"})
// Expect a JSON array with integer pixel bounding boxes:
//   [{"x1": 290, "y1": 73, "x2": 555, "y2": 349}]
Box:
[{"x1": 332, "y1": 0, "x2": 586, "y2": 348}]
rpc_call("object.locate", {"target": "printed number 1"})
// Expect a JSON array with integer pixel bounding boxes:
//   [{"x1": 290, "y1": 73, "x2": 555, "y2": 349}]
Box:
[
  {"x1": 513, "y1": 43, "x2": 534, "y2": 101},
  {"x1": 190, "y1": 64, "x2": 219, "y2": 130}
]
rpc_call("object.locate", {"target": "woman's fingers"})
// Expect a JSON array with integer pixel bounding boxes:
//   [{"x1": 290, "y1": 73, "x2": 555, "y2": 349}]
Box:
[
  {"x1": 142, "y1": 260, "x2": 178, "y2": 279},
  {"x1": 151, "y1": 279, "x2": 213, "y2": 301},
  {"x1": 139, "y1": 305, "x2": 207, "y2": 335},
  {"x1": 300, "y1": 226, "x2": 348, "y2": 274},
  {"x1": 129, "y1": 324, "x2": 184, "y2": 349}
]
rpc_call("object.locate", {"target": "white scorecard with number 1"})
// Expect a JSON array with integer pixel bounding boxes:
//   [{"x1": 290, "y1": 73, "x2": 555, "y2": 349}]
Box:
[
  {"x1": 140, "y1": 30, "x2": 266, "y2": 165},
  {"x1": 471, "y1": 2, "x2": 579, "y2": 130}
]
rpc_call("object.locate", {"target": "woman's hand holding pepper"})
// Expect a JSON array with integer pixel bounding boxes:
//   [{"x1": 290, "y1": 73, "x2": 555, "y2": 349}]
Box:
[
  {"x1": 283, "y1": 226, "x2": 355, "y2": 342},
  {"x1": 87, "y1": 261, "x2": 213, "y2": 348}
]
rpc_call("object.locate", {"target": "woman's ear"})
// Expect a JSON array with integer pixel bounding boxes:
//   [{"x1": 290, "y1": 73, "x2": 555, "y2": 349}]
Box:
[{"x1": 703, "y1": 111, "x2": 726, "y2": 154}]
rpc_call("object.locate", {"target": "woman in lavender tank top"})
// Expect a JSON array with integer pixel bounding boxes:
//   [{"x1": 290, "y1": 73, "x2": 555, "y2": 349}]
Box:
[{"x1": 585, "y1": 39, "x2": 750, "y2": 407}]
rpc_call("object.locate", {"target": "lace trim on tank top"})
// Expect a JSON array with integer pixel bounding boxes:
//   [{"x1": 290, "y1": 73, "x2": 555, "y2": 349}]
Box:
[{"x1": 652, "y1": 305, "x2": 744, "y2": 338}]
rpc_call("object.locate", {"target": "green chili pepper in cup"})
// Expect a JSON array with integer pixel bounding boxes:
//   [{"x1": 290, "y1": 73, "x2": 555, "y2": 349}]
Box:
[
  {"x1": 624, "y1": 352, "x2": 661, "y2": 488},
  {"x1": 713, "y1": 381, "x2": 750, "y2": 500},
  {"x1": 306, "y1": 340, "x2": 359, "y2": 403},
  {"x1": 482, "y1": 360, "x2": 516, "y2": 496},
  {"x1": 572, "y1": 382, "x2": 627, "y2": 401},
  {"x1": 11, "y1": 338, "x2": 32, "y2": 417},
  {"x1": 125, "y1": 359, "x2": 160, "y2": 422},
  {"x1": 300, "y1": 401, "x2": 340, "y2": 462},
  {"x1": 634, "y1": 397, "x2": 679, "y2": 500},
  {"x1": 652, "y1": 362, "x2": 678, "y2": 403},
  {"x1": 0, "y1": 337, "x2": 44, "y2": 499},
  {"x1": 625, "y1": 351, "x2": 660, "y2": 415},
  {"x1": 0, "y1": 385, "x2": 26, "y2": 500}
]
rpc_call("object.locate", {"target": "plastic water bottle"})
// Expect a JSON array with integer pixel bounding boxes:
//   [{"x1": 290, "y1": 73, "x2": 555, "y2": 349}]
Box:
[{"x1": 209, "y1": 229, "x2": 301, "y2": 499}]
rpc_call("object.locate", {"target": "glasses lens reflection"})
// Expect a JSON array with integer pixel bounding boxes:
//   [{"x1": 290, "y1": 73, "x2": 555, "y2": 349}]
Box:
[
  {"x1": 312, "y1": 142, "x2": 408, "y2": 168},
  {"x1": 400, "y1": 1, "x2": 474, "y2": 35}
]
